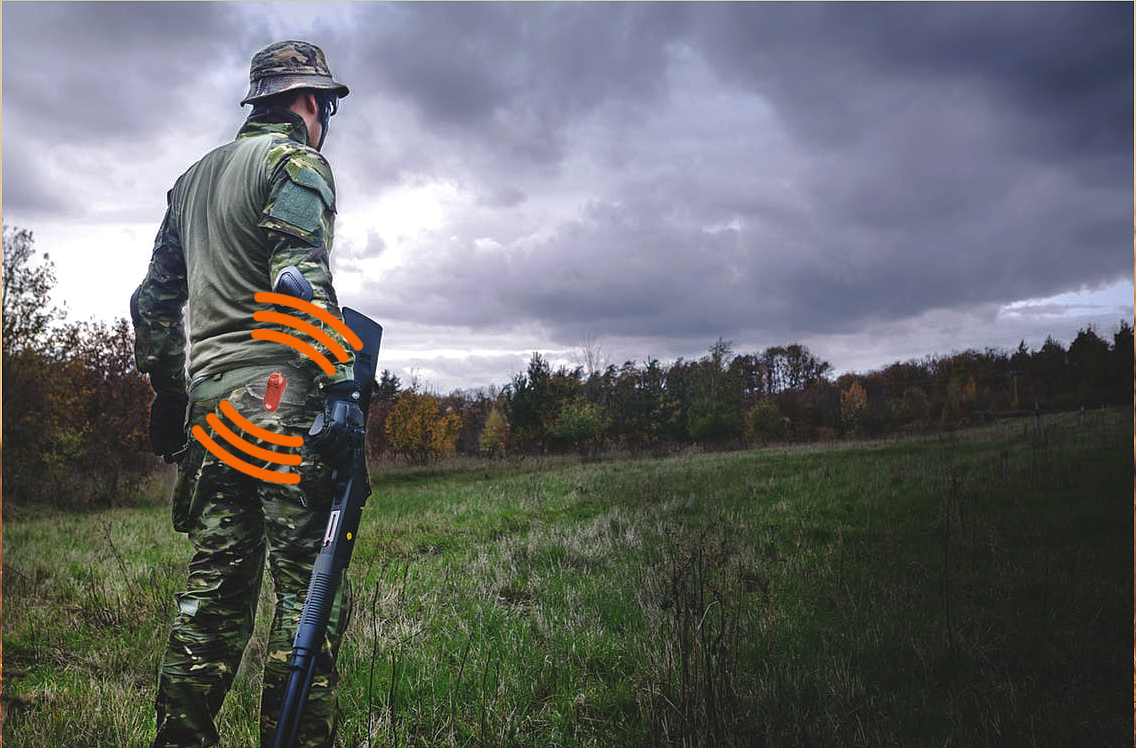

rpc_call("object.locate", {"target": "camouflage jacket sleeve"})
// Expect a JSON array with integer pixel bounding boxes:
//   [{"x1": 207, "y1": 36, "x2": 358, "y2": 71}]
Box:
[
  {"x1": 131, "y1": 198, "x2": 189, "y2": 394},
  {"x1": 259, "y1": 144, "x2": 355, "y2": 388}
]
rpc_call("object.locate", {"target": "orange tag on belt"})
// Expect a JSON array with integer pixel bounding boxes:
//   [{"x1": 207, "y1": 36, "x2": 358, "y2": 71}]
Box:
[{"x1": 264, "y1": 372, "x2": 287, "y2": 412}]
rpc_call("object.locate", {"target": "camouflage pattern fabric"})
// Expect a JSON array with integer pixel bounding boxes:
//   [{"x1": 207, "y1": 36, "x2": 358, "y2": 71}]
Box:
[
  {"x1": 257, "y1": 119, "x2": 352, "y2": 384},
  {"x1": 153, "y1": 368, "x2": 352, "y2": 748},
  {"x1": 261, "y1": 125, "x2": 338, "y2": 254},
  {"x1": 131, "y1": 204, "x2": 189, "y2": 394}
]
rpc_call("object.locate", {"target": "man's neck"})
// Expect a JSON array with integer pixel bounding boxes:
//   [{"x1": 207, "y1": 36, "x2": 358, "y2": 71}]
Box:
[{"x1": 238, "y1": 107, "x2": 311, "y2": 146}]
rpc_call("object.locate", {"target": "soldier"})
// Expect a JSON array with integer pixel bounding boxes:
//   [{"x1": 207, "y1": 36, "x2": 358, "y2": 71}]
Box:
[{"x1": 131, "y1": 40, "x2": 362, "y2": 748}]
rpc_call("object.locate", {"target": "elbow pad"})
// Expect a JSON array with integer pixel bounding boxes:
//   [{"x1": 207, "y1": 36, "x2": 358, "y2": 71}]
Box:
[{"x1": 272, "y1": 265, "x2": 314, "y2": 302}]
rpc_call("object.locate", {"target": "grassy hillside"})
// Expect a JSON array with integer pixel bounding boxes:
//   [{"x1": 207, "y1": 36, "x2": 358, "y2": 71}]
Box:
[{"x1": 3, "y1": 409, "x2": 1129, "y2": 747}]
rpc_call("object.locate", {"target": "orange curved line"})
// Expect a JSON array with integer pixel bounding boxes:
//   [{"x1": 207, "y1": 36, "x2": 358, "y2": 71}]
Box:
[
  {"x1": 253, "y1": 310, "x2": 349, "y2": 362},
  {"x1": 192, "y1": 425, "x2": 301, "y2": 485},
  {"x1": 251, "y1": 330, "x2": 336, "y2": 376},
  {"x1": 254, "y1": 292, "x2": 363, "y2": 351},
  {"x1": 206, "y1": 413, "x2": 302, "y2": 466},
  {"x1": 219, "y1": 400, "x2": 304, "y2": 447}
]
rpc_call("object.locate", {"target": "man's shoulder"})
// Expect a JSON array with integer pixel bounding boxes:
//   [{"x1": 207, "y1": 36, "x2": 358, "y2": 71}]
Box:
[
  {"x1": 262, "y1": 138, "x2": 335, "y2": 204},
  {"x1": 259, "y1": 136, "x2": 337, "y2": 238},
  {"x1": 259, "y1": 135, "x2": 331, "y2": 176}
]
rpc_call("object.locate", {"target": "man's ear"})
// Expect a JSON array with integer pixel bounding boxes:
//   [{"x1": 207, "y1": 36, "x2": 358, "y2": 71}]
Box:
[{"x1": 300, "y1": 91, "x2": 319, "y2": 116}]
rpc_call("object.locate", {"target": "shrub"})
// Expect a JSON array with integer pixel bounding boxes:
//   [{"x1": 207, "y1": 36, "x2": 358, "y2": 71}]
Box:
[
  {"x1": 548, "y1": 399, "x2": 609, "y2": 455},
  {"x1": 384, "y1": 388, "x2": 462, "y2": 464}
]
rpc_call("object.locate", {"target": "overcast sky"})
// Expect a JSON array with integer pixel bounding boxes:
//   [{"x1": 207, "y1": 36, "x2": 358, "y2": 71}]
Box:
[{"x1": 4, "y1": 2, "x2": 1132, "y2": 393}]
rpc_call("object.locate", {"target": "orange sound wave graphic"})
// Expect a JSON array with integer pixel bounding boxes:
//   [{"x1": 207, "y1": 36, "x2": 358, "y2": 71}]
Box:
[
  {"x1": 206, "y1": 413, "x2": 301, "y2": 465},
  {"x1": 192, "y1": 399, "x2": 304, "y2": 485},
  {"x1": 253, "y1": 310, "x2": 350, "y2": 361},
  {"x1": 220, "y1": 401, "x2": 304, "y2": 446},
  {"x1": 250, "y1": 293, "x2": 364, "y2": 375},
  {"x1": 254, "y1": 292, "x2": 364, "y2": 350},
  {"x1": 214, "y1": 293, "x2": 365, "y2": 485},
  {"x1": 250, "y1": 330, "x2": 339, "y2": 375}
]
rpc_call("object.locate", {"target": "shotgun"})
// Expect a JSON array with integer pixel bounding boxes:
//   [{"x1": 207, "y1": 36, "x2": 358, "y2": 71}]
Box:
[{"x1": 272, "y1": 306, "x2": 382, "y2": 748}]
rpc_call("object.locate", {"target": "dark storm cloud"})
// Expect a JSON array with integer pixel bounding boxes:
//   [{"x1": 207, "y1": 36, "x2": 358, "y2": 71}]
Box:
[
  {"x1": 333, "y1": 2, "x2": 1130, "y2": 355},
  {"x1": 691, "y1": 3, "x2": 1132, "y2": 155},
  {"x1": 2, "y1": 2, "x2": 245, "y2": 139},
  {"x1": 2, "y1": 141, "x2": 71, "y2": 216},
  {"x1": 346, "y1": 2, "x2": 685, "y2": 172},
  {"x1": 2, "y1": 2, "x2": 257, "y2": 222},
  {"x1": 668, "y1": 4, "x2": 1131, "y2": 337}
]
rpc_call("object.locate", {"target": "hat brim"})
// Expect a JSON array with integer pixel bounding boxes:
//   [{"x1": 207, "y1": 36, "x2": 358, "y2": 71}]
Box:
[{"x1": 241, "y1": 74, "x2": 350, "y2": 106}]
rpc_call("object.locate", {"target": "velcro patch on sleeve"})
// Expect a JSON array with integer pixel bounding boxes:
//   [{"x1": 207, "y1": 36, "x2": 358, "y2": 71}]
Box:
[
  {"x1": 261, "y1": 150, "x2": 336, "y2": 245},
  {"x1": 287, "y1": 162, "x2": 336, "y2": 209},
  {"x1": 270, "y1": 181, "x2": 325, "y2": 235}
]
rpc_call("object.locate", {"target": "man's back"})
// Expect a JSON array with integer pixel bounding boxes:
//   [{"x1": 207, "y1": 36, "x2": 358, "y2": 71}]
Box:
[
  {"x1": 173, "y1": 130, "x2": 313, "y2": 382},
  {"x1": 137, "y1": 113, "x2": 345, "y2": 390}
]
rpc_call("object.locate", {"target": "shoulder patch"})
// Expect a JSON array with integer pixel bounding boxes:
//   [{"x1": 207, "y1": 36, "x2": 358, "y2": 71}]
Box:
[
  {"x1": 267, "y1": 142, "x2": 335, "y2": 206},
  {"x1": 269, "y1": 181, "x2": 325, "y2": 236},
  {"x1": 286, "y1": 162, "x2": 335, "y2": 209},
  {"x1": 261, "y1": 142, "x2": 336, "y2": 245}
]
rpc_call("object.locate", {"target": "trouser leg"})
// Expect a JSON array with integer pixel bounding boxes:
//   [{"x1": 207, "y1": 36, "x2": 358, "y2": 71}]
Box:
[
  {"x1": 154, "y1": 368, "x2": 352, "y2": 748},
  {"x1": 257, "y1": 469, "x2": 352, "y2": 748},
  {"x1": 153, "y1": 483, "x2": 265, "y2": 748}
]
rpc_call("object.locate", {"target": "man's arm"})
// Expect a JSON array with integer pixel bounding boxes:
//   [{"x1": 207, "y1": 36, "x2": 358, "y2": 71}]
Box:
[
  {"x1": 131, "y1": 199, "x2": 190, "y2": 461},
  {"x1": 131, "y1": 200, "x2": 189, "y2": 395},
  {"x1": 260, "y1": 146, "x2": 355, "y2": 388}
]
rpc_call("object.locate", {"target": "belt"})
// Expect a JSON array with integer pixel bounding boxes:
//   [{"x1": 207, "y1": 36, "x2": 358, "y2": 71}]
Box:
[{"x1": 189, "y1": 364, "x2": 291, "y2": 403}]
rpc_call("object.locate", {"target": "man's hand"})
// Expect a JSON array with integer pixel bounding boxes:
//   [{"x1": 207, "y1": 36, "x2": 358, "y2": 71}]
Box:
[
  {"x1": 308, "y1": 381, "x2": 365, "y2": 469},
  {"x1": 150, "y1": 391, "x2": 189, "y2": 463}
]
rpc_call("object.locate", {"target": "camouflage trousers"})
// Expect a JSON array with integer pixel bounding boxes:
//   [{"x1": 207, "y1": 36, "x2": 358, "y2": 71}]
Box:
[{"x1": 153, "y1": 365, "x2": 352, "y2": 748}]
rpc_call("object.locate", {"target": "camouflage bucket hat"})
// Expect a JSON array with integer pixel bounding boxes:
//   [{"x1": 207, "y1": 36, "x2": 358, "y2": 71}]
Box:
[{"x1": 241, "y1": 40, "x2": 349, "y2": 106}]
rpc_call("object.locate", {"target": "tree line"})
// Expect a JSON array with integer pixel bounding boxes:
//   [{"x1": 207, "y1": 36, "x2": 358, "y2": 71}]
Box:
[
  {"x1": 377, "y1": 321, "x2": 1131, "y2": 464},
  {"x1": 3, "y1": 225, "x2": 1132, "y2": 510}
]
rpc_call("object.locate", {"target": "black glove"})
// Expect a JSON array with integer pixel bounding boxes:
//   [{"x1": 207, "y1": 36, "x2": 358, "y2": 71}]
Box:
[
  {"x1": 308, "y1": 381, "x2": 365, "y2": 470},
  {"x1": 150, "y1": 390, "x2": 188, "y2": 463}
]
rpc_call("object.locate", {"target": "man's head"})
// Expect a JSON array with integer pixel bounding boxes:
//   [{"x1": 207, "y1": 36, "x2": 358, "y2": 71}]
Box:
[
  {"x1": 253, "y1": 88, "x2": 339, "y2": 150},
  {"x1": 242, "y1": 40, "x2": 348, "y2": 149}
]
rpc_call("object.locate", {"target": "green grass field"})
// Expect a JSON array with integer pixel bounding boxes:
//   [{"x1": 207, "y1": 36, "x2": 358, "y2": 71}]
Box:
[{"x1": 3, "y1": 410, "x2": 1130, "y2": 747}]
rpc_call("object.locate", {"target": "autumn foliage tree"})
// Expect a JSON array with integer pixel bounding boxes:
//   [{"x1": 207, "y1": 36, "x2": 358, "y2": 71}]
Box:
[
  {"x1": 479, "y1": 407, "x2": 509, "y2": 458},
  {"x1": 384, "y1": 387, "x2": 462, "y2": 464},
  {"x1": 744, "y1": 398, "x2": 787, "y2": 444},
  {"x1": 840, "y1": 381, "x2": 868, "y2": 434},
  {"x1": 364, "y1": 369, "x2": 401, "y2": 461},
  {"x1": 3, "y1": 226, "x2": 153, "y2": 512},
  {"x1": 9, "y1": 225, "x2": 1133, "y2": 503}
]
